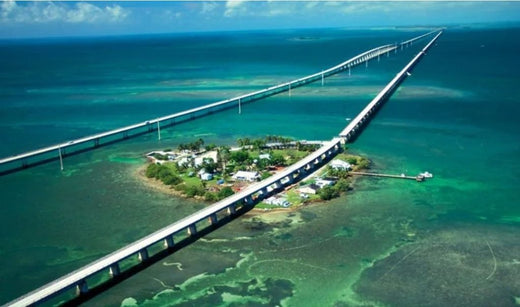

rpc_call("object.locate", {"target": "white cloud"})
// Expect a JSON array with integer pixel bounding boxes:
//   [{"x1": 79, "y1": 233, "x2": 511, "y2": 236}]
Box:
[
  {"x1": 0, "y1": 1, "x2": 129, "y2": 24},
  {"x1": 162, "y1": 9, "x2": 182, "y2": 21},
  {"x1": 224, "y1": 0, "x2": 247, "y2": 17},
  {"x1": 201, "y1": 1, "x2": 218, "y2": 15}
]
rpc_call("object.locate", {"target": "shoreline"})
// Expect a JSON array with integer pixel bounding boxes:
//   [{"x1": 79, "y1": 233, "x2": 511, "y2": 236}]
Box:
[{"x1": 133, "y1": 164, "x2": 331, "y2": 214}]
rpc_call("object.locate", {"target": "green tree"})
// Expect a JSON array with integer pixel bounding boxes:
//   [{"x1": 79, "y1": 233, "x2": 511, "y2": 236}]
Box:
[
  {"x1": 185, "y1": 184, "x2": 205, "y2": 197},
  {"x1": 334, "y1": 178, "x2": 350, "y2": 192},
  {"x1": 157, "y1": 166, "x2": 173, "y2": 181},
  {"x1": 162, "y1": 174, "x2": 182, "y2": 186},
  {"x1": 230, "y1": 150, "x2": 250, "y2": 164},
  {"x1": 146, "y1": 163, "x2": 161, "y2": 178},
  {"x1": 218, "y1": 187, "x2": 234, "y2": 200},
  {"x1": 252, "y1": 138, "x2": 266, "y2": 150},
  {"x1": 204, "y1": 192, "x2": 218, "y2": 202},
  {"x1": 205, "y1": 144, "x2": 217, "y2": 151},
  {"x1": 201, "y1": 159, "x2": 218, "y2": 174},
  {"x1": 319, "y1": 186, "x2": 339, "y2": 201},
  {"x1": 261, "y1": 171, "x2": 272, "y2": 180},
  {"x1": 270, "y1": 153, "x2": 286, "y2": 166}
]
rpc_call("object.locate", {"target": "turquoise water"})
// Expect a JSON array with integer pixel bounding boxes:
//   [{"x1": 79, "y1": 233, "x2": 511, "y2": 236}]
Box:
[{"x1": 0, "y1": 27, "x2": 519, "y2": 306}]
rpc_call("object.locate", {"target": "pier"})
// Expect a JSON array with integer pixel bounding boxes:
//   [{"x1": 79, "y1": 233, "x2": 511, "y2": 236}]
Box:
[
  {"x1": 4, "y1": 30, "x2": 442, "y2": 306},
  {"x1": 0, "y1": 30, "x2": 441, "y2": 176},
  {"x1": 350, "y1": 172, "x2": 427, "y2": 182}
]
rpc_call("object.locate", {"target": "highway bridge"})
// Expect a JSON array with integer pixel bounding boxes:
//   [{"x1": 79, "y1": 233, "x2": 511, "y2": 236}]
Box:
[
  {"x1": 4, "y1": 30, "x2": 442, "y2": 306},
  {"x1": 0, "y1": 29, "x2": 440, "y2": 176}
]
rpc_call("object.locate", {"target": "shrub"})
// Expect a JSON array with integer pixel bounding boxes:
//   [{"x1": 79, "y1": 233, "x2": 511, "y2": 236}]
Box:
[
  {"x1": 185, "y1": 184, "x2": 205, "y2": 197},
  {"x1": 319, "y1": 186, "x2": 339, "y2": 201},
  {"x1": 261, "y1": 171, "x2": 272, "y2": 180},
  {"x1": 146, "y1": 163, "x2": 161, "y2": 178},
  {"x1": 347, "y1": 157, "x2": 358, "y2": 165},
  {"x1": 218, "y1": 187, "x2": 234, "y2": 200},
  {"x1": 204, "y1": 192, "x2": 218, "y2": 202},
  {"x1": 162, "y1": 174, "x2": 182, "y2": 186}
]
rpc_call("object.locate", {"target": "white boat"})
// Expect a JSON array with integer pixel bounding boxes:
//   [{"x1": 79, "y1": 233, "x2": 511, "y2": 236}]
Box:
[{"x1": 420, "y1": 171, "x2": 433, "y2": 178}]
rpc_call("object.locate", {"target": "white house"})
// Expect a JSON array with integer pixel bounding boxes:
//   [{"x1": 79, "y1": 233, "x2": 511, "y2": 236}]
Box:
[
  {"x1": 264, "y1": 196, "x2": 290, "y2": 207},
  {"x1": 316, "y1": 178, "x2": 336, "y2": 188},
  {"x1": 299, "y1": 184, "x2": 319, "y2": 195},
  {"x1": 232, "y1": 171, "x2": 260, "y2": 182},
  {"x1": 194, "y1": 151, "x2": 218, "y2": 167},
  {"x1": 200, "y1": 173, "x2": 213, "y2": 181},
  {"x1": 259, "y1": 153, "x2": 271, "y2": 160},
  {"x1": 330, "y1": 159, "x2": 352, "y2": 171}
]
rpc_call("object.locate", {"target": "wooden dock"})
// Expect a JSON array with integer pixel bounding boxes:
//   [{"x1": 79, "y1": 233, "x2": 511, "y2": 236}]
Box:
[{"x1": 350, "y1": 171, "x2": 425, "y2": 182}]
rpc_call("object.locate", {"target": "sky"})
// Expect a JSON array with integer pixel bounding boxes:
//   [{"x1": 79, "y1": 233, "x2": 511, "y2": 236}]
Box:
[{"x1": 1, "y1": 1, "x2": 520, "y2": 39}]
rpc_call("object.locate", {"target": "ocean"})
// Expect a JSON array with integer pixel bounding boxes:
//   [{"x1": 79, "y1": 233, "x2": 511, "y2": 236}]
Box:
[{"x1": 0, "y1": 26, "x2": 519, "y2": 306}]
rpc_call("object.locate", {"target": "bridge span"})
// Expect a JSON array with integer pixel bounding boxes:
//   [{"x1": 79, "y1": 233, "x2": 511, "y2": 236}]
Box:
[
  {"x1": 340, "y1": 30, "x2": 443, "y2": 141},
  {"x1": 4, "y1": 30, "x2": 442, "y2": 306},
  {"x1": 0, "y1": 30, "x2": 440, "y2": 176}
]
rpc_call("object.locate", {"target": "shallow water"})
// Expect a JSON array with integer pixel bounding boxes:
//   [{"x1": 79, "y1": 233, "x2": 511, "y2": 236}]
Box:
[{"x1": 0, "y1": 27, "x2": 519, "y2": 306}]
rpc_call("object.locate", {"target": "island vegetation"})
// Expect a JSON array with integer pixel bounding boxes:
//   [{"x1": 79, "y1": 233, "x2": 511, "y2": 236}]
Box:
[{"x1": 142, "y1": 136, "x2": 370, "y2": 209}]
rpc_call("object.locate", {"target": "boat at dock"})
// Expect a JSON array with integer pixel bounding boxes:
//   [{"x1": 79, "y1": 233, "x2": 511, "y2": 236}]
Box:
[{"x1": 420, "y1": 171, "x2": 433, "y2": 178}]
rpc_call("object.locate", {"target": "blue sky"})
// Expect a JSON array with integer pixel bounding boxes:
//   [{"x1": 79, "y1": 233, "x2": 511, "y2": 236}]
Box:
[{"x1": 1, "y1": 1, "x2": 519, "y2": 38}]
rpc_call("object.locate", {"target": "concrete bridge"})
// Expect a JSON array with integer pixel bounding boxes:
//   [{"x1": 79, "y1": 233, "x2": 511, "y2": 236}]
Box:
[
  {"x1": 0, "y1": 30, "x2": 440, "y2": 176},
  {"x1": 340, "y1": 31, "x2": 443, "y2": 141},
  {"x1": 4, "y1": 30, "x2": 442, "y2": 306}
]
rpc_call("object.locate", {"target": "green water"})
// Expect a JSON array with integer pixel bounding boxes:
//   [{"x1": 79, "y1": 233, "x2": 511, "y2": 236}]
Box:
[{"x1": 0, "y1": 27, "x2": 519, "y2": 306}]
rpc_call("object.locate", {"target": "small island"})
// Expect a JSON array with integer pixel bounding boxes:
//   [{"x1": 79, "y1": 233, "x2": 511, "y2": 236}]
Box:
[{"x1": 140, "y1": 136, "x2": 370, "y2": 210}]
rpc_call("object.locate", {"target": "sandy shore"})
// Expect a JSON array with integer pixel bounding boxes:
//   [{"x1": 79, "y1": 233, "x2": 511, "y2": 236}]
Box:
[{"x1": 134, "y1": 164, "x2": 196, "y2": 199}]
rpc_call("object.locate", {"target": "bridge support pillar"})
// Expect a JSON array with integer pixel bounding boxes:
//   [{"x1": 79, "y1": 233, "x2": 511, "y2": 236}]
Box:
[
  {"x1": 208, "y1": 214, "x2": 218, "y2": 225},
  {"x1": 244, "y1": 195, "x2": 254, "y2": 205},
  {"x1": 75, "y1": 279, "x2": 88, "y2": 296},
  {"x1": 58, "y1": 146, "x2": 64, "y2": 171},
  {"x1": 227, "y1": 204, "x2": 236, "y2": 215},
  {"x1": 256, "y1": 188, "x2": 268, "y2": 201},
  {"x1": 138, "y1": 249, "x2": 149, "y2": 262},
  {"x1": 285, "y1": 174, "x2": 294, "y2": 184},
  {"x1": 164, "y1": 236, "x2": 174, "y2": 248},
  {"x1": 276, "y1": 180, "x2": 284, "y2": 190},
  {"x1": 187, "y1": 224, "x2": 197, "y2": 236},
  {"x1": 109, "y1": 263, "x2": 121, "y2": 278},
  {"x1": 298, "y1": 167, "x2": 308, "y2": 177}
]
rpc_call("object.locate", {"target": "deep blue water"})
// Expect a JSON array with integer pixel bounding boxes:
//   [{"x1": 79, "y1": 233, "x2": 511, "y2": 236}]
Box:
[{"x1": 0, "y1": 27, "x2": 519, "y2": 306}]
